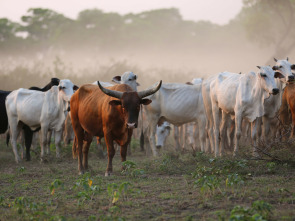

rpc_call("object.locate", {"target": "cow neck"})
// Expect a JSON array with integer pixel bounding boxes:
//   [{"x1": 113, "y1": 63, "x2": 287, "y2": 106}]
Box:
[
  {"x1": 250, "y1": 74, "x2": 265, "y2": 100},
  {"x1": 57, "y1": 91, "x2": 68, "y2": 119}
]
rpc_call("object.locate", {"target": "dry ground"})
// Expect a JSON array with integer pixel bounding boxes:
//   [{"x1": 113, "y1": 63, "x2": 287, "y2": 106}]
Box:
[{"x1": 0, "y1": 138, "x2": 295, "y2": 221}]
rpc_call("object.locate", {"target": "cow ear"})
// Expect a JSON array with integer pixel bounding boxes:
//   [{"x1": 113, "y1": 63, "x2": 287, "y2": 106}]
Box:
[
  {"x1": 291, "y1": 64, "x2": 295, "y2": 70},
  {"x1": 165, "y1": 125, "x2": 171, "y2": 130},
  {"x1": 73, "y1": 85, "x2": 79, "y2": 91},
  {"x1": 109, "y1": 100, "x2": 122, "y2": 106},
  {"x1": 112, "y1": 76, "x2": 121, "y2": 84},
  {"x1": 272, "y1": 65, "x2": 279, "y2": 70},
  {"x1": 141, "y1": 99, "x2": 152, "y2": 105},
  {"x1": 274, "y1": 72, "x2": 285, "y2": 79}
]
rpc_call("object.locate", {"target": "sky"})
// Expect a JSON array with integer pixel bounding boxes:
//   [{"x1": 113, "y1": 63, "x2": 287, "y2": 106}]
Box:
[{"x1": 0, "y1": 0, "x2": 243, "y2": 25}]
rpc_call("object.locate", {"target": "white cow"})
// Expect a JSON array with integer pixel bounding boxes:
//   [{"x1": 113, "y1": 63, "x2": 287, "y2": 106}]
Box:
[
  {"x1": 259, "y1": 58, "x2": 294, "y2": 143},
  {"x1": 156, "y1": 121, "x2": 172, "y2": 148},
  {"x1": 6, "y1": 79, "x2": 77, "y2": 163},
  {"x1": 156, "y1": 121, "x2": 199, "y2": 151},
  {"x1": 210, "y1": 66, "x2": 280, "y2": 157},
  {"x1": 92, "y1": 71, "x2": 139, "y2": 91},
  {"x1": 202, "y1": 72, "x2": 236, "y2": 154},
  {"x1": 145, "y1": 82, "x2": 207, "y2": 156}
]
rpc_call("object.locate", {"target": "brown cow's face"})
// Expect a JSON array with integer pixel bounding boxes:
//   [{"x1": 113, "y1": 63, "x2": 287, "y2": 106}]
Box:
[{"x1": 109, "y1": 92, "x2": 151, "y2": 129}]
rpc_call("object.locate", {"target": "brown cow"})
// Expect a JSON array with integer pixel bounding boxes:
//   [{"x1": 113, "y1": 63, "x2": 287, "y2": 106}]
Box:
[
  {"x1": 70, "y1": 81, "x2": 162, "y2": 175},
  {"x1": 279, "y1": 83, "x2": 295, "y2": 139}
]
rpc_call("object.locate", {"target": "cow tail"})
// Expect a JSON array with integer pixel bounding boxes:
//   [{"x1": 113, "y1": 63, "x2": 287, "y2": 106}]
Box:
[
  {"x1": 72, "y1": 136, "x2": 78, "y2": 159},
  {"x1": 140, "y1": 105, "x2": 145, "y2": 151},
  {"x1": 6, "y1": 130, "x2": 10, "y2": 146}
]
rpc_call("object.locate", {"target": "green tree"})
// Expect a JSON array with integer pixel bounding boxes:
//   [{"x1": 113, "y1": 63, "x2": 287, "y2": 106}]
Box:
[
  {"x1": 240, "y1": 0, "x2": 295, "y2": 63},
  {"x1": 20, "y1": 8, "x2": 73, "y2": 46}
]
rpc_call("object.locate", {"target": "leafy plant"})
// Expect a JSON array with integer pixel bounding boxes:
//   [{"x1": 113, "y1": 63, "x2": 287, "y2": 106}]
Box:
[
  {"x1": 121, "y1": 160, "x2": 145, "y2": 177},
  {"x1": 49, "y1": 179, "x2": 64, "y2": 196},
  {"x1": 73, "y1": 173, "x2": 102, "y2": 205},
  {"x1": 229, "y1": 200, "x2": 272, "y2": 221},
  {"x1": 107, "y1": 182, "x2": 132, "y2": 205}
]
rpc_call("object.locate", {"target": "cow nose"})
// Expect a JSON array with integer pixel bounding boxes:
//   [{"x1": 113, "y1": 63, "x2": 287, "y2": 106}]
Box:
[
  {"x1": 272, "y1": 88, "x2": 279, "y2": 95},
  {"x1": 288, "y1": 75, "x2": 294, "y2": 81},
  {"x1": 156, "y1": 145, "x2": 162, "y2": 149},
  {"x1": 127, "y1": 123, "x2": 137, "y2": 129}
]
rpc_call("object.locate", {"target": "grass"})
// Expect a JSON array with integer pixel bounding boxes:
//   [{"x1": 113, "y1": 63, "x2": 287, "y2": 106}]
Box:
[{"x1": 0, "y1": 138, "x2": 295, "y2": 220}]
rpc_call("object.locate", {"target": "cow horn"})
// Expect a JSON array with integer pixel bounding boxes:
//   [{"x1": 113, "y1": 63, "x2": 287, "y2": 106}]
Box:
[
  {"x1": 97, "y1": 81, "x2": 123, "y2": 99},
  {"x1": 274, "y1": 58, "x2": 278, "y2": 62},
  {"x1": 137, "y1": 80, "x2": 162, "y2": 98},
  {"x1": 287, "y1": 57, "x2": 289, "y2": 61}
]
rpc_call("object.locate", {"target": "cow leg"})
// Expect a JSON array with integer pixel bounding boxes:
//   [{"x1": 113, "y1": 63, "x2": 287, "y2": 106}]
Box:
[
  {"x1": 82, "y1": 134, "x2": 93, "y2": 171},
  {"x1": 10, "y1": 124, "x2": 22, "y2": 163},
  {"x1": 198, "y1": 119, "x2": 206, "y2": 153},
  {"x1": 220, "y1": 111, "x2": 230, "y2": 156},
  {"x1": 31, "y1": 132, "x2": 39, "y2": 152},
  {"x1": 54, "y1": 130, "x2": 63, "y2": 158},
  {"x1": 23, "y1": 127, "x2": 33, "y2": 161},
  {"x1": 262, "y1": 116, "x2": 271, "y2": 145},
  {"x1": 105, "y1": 138, "x2": 115, "y2": 176},
  {"x1": 212, "y1": 102, "x2": 221, "y2": 157},
  {"x1": 96, "y1": 137, "x2": 105, "y2": 159},
  {"x1": 40, "y1": 127, "x2": 48, "y2": 160},
  {"x1": 46, "y1": 130, "x2": 52, "y2": 154},
  {"x1": 19, "y1": 130, "x2": 25, "y2": 160},
  {"x1": 173, "y1": 126, "x2": 181, "y2": 151},
  {"x1": 149, "y1": 123, "x2": 159, "y2": 157},
  {"x1": 290, "y1": 110, "x2": 295, "y2": 139},
  {"x1": 233, "y1": 114, "x2": 242, "y2": 156},
  {"x1": 206, "y1": 119, "x2": 214, "y2": 153},
  {"x1": 251, "y1": 119, "x2": 259, "y2": 157}
]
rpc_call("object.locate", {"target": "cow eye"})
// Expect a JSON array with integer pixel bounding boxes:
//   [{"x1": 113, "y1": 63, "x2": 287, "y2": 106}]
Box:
[
  {"x1": 279, "y1": 65, "x2": 283, "y2": 68},
  {"x1": 260, "y1": 73, "x2": 267, "y2": 77}
]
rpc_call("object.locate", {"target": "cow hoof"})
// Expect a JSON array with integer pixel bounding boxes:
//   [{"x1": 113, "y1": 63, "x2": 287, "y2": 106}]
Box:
[
  {"x1": 105, "y1": 172, "x2": 111, "y2": 177},
  {"x1": 78, "y1": 171, "x2": 84, "y2": 175}
]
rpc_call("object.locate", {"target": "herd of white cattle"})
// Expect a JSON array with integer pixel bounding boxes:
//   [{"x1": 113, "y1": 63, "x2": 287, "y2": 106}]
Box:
[{"x1": 3, "y1": 58, "x2": 295, "y2": 163}]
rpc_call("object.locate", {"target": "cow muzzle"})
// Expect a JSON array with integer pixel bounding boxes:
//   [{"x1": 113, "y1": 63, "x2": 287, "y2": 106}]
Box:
[
  {"x1": 272, "y1": 88, "x2": 279, "y2": 95},
  {"x1": 156, "y1": 145, "x2": 162, "y2": 149},
  {"x1": 288, "y1": 75, "x2": 295, "y2": 82},
  {"x1": 127, "y1": 123, "x2": 137, "y2": 129}
]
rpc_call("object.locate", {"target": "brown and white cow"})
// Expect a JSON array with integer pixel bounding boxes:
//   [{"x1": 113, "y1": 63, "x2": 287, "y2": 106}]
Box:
[{"x1": 70, "y1": 81, "x2": 162, "y2": 175}]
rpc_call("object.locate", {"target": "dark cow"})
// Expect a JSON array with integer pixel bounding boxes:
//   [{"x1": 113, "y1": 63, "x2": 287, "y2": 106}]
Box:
[
  {"x1": 0, "y1": 90, "x2": 11, "y2": 134},
  {"x1": 71, "y1": 81, "x2": 162, "y2": 175},
  {"x1": 29, "y1": 78, "x2": 60, "y2": 91}
]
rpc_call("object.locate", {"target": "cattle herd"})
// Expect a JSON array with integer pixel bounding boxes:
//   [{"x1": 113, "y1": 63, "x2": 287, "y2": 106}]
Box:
[{"x1": 1, "y1": 59, "x2": 295, "y2": 176}]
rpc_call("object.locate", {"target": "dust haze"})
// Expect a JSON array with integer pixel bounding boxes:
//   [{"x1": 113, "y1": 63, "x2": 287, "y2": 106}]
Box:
[{"x1": 0, "y1": 3, "x2": 294, "y2": 90}]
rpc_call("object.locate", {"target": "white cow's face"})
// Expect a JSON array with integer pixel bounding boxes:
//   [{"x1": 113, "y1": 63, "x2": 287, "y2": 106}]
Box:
[
  {"x1": 273, "y1": 59, "x2": 295, "y2": 83},
  {"x1": 121, "y1": 71, "x2": 138, "y2": 91},
  {"x1": 257, "y1": 66, "x2": 279, "y2": 96},
  {"x1": 156, "y1": 121, "x2": 171, "y2": 148},
  {"x1": 58, "y1": 79, "x2": 76, "y2": 102}
]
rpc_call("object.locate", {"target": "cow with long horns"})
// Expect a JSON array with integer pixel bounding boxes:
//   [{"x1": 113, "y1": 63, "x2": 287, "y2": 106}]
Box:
[{"x1": 70, "y1": 81, "x2": 162, "y2": 175}]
